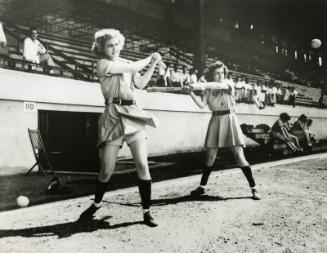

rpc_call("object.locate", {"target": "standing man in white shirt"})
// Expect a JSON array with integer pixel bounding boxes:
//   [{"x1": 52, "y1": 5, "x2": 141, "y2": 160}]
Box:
[{"x1": 23, "y1": 29, "x2": 54, "y2": 72}]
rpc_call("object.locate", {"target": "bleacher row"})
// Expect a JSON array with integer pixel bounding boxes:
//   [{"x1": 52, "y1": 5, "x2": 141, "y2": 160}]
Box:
[{"x1": 0, "y1": 21, "x2": 320, "y2": 107}]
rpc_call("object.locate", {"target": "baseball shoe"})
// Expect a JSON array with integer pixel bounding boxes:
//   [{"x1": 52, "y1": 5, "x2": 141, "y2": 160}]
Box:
[
  {"x1": 143, "y1": 211, "x2": 158, "y2": 227},
  {"x1": 78, "y1": 204, "x2": 100, "y2": 220},
  {"x1": 190, "y1": 186, "x2": 205, "y2": 196},
  {"x1": 252, "y1": 188, "x2": 261, "y2": 200}
]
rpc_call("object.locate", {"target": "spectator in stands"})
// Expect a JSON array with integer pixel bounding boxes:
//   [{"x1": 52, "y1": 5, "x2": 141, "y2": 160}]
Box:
[
  {"x1": 270, "y1": 113, "x2": 301, "y2": 152},
  {"x1": 198, "y1": 67, "x2": 208, "y2": 83},
  {"x1": 180, "y1": 65, "x2": 190, "y2": 86},
  {"x1": 271, "y1": 83, "x2": 277, "y2": 106},
  {"x1": 289, "y1": 87, "x2": 298, "y2": 107},
  {"x1": 189, "y1": 68, "x2": 198, "y2": 85},
  {"x1": 251, "y1": 88, "x2": 265, "y2": 110},
  {"x1": 319, "y1": 85, "x2": 327, "y2": 108},
  {"x1": 155, "y1": 65, "x2": 167, "y2": 87},
  {"x1": 283, "y1": 87, "x2": 291, "y2": 104},
  {"x1": 23, "y1": 28, "x2": 54, "y2": 72},
  {"x1": 168, "y1": 64, "x2": 182, "y2": 87},
  {"x1": 165, "y1": 63, "x2": 172, "y2": 87},
  {"x1": 291, "y1": 114, "x2": 312, "y2": 150},
  {"x1": 235, "y1": 77, "x2": 243, "y2": 102},
  {"x1": 0, "y1": 22, "x2": 8, "y2": 65},
  {"x1": 276, "y1": 84, "x2": 283, "y2": 104}
]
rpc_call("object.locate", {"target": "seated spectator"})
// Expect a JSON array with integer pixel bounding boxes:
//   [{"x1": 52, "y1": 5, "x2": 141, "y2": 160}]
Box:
[
  {"x1": 234, "y1": 77, "x2": 243, "y2": 102},
  {"x1": 168, "y1": 64, "x2": 182, "y2": 87},
  {"x1": 252, "y1": 89, "x2": 265, "y2": 110},
  {"x1": 276, "y1": 84, "x2": 283, "y2": 104},
  {"x1": 189, "y1": 68, "x2": 198, "y2": 85},
  {"x1": 0, "y1": 22, "x2": 9, "y2": 65},
  {"x1": 271, "y1": 84, "x2": 277, "y2": 106},
  {"x1": 283, "y1": 87, "x2": 291, "y2": 104},
  {"x1": 270, "y1": 113, "x2": 301, "y2": 152},
  {"x1": 23, "y1": 29, "x2": 55, "y2": 72},
  {"x1": 289, "y1": 87, "x2": 298, "y2": 107},
  {"x1": 198, "y1": 67, "x2": 208, "y2": 83},
  {"x1": 155, "y1": 65, "x2": 167, "y2": 87},
  {"x1": 290, "y1": 114, "x2": 312, "y2": 149},
  {"x1": 180, "y1": 66, "x2": 190, "y2": 86},
  {"x1": 266, "y1": 84, "x2": 273, "y2": 106}
]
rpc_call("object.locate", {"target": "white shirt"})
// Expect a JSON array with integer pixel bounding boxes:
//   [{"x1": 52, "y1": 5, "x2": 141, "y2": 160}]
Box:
[
  {"x1": 190, "y1": 74, "x2": 197, "y2": 84},
  {"x1": 23, "y1": 37, "x2": 46, "y2": 63},
  {"x1": 170, "y1": 69, "x2": 181, "y2": 82},
  {"x1": 0, "y1": 23, "x2": 6, "y2": 44}
]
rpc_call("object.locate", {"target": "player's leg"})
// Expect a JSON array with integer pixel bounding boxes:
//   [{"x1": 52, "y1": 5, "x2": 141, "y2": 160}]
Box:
[
  {"x1": 231, "y1": 146, "x2": 261, "y2": 200},
  {"x1": 191, "y1": 147, "x2": 218, "y2": 196},
  {"x1": 129, "y1": 132, "x2": 158, "y2": 227},
  {"x1": 79, "y1": 142, "x2": 120, "y2": 220}
]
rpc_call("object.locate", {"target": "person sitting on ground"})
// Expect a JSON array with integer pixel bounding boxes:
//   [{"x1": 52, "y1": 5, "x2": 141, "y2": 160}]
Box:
[
  {"x1": 306, "y1": 119, "x2": 316, "y2": 144},
  {"x1": 23, "y1": 29, "x2": 55, "y2": 72},
  {"x1": 290, "y1": 114, "x2": 312, "y2": 150},
  {"x1": 270, "y1": 113, "x2": 301, "y2": 152}
]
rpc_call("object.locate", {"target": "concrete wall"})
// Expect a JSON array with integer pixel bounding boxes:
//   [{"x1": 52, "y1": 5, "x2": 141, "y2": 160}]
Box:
[{"x1": 1, "y1": 68, "x2": 327, "y2": 175}]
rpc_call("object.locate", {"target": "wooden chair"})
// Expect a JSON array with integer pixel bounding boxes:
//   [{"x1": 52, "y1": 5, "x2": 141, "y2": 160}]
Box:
[{"x1": 26, "y1": 128, "x2": 57, "y2": 176}]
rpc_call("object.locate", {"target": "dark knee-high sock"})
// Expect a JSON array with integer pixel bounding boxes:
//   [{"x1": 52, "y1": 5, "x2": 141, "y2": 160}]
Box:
[
  {"x1": 200, "y1": 166, "x2": 213, "y2": 186},
  {"x1": 138, "y1": 179, "x2": 152, "y2": 210},
  {"x1": 94, "y1": 179, "x2": 109, "y2": 204},
  {"x1": 241, "y1": 166, "x2": 256, "y2": 188}
]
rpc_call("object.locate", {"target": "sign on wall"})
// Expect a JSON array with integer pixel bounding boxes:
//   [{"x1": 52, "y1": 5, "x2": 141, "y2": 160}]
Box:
[{"x1": 23, "y1": 102, "x2": 37, "y2": 113}]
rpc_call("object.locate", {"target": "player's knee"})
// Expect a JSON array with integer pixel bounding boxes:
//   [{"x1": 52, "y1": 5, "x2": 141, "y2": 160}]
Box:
[{"x1": 98, "y1": 168, "x2": 114, "y2": 182}]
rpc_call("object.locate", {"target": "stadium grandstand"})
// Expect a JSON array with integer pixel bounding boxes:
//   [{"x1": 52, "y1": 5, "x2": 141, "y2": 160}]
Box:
[{"x1": 0, "y1": 0, "x2": 326, "y2": 174}]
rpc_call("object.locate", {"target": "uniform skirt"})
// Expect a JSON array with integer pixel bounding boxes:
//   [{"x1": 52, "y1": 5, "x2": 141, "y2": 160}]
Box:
[
  {"x1": 97, "y1": 104, "x2": 158, "y2": 148},
  {"x1": 205, "y1": 112, "x2": 245, "y2": 148}
]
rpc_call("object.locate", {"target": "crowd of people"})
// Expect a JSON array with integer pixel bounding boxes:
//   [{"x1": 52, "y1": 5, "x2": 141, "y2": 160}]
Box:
[
  {"x1": 270, "y1": 113, "x2": 316, "y2": 153},
  {"x1": 155, "y1": 64, "x2": 300, "y2": 109}
]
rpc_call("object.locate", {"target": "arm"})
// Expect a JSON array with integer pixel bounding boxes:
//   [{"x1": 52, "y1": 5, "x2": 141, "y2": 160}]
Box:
[
  {"x1": 102, "y1": 54, "x2": 160, "y2": 75},
  {"x1": 133, "y1": 58, "x2": 158, "y2": 89},
  {"x1": 189, "y1": 91, "x2": 208, "y2": 109}
]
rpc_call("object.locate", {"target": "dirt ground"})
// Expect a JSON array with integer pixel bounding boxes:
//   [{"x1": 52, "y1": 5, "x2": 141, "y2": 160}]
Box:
[{"x1": 0, "y1": 154, "x2": 326, "y2": 253}]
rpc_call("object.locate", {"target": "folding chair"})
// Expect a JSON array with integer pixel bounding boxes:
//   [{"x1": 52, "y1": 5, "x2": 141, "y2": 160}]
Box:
[{"x1": 26, "y1": 128, "x2": 57, "y2": 176}]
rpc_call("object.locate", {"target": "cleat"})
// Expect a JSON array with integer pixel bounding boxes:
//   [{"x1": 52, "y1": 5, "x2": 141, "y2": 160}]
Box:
[
  {"x1": 190, "y1": 186, "x2": 205, "y2": 196},
  {"x1": 143, "y1": 211, "x2": 158, "y2": 227},
  {"x1": 78, "y1": 204, "x2": 100, "y2": 220},
  {"x1": 252, "y1": 189, "x2": 261, "y2": 200}
]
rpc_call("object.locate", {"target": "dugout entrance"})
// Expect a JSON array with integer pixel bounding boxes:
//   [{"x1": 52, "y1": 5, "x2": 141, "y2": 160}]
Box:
[{"x1": 38, "y1": 110, "x2": 100, "y2": 173}]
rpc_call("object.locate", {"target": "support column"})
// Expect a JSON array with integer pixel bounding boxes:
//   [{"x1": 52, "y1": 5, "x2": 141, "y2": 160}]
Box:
[{"x1": 193, "y1": 0, "x2": 206, "y2": 75}]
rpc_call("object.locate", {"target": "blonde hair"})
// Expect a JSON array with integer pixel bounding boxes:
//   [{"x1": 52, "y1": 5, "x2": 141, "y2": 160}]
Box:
[{"x1": 91, "y1": 29, "x2": 125, "y2": 57}]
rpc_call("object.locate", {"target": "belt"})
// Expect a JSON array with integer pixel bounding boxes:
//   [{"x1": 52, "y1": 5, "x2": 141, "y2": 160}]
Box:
[
  {"x1": 105, "y1": 97, "x2": 135, "y2": 106},
  {"x1": 212, "y1": 109, "x2": 231, "y2": 116}
]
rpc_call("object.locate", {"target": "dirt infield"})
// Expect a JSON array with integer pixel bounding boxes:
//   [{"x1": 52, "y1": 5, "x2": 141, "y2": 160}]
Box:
[{"x1": 0, "y1": 154, "x2": 326, "y2": 253}]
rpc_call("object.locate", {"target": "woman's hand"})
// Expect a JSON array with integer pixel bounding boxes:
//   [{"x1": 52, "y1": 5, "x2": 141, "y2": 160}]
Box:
[{"x1": 151, "y1": 52, "x2": 162, "y2": 64}]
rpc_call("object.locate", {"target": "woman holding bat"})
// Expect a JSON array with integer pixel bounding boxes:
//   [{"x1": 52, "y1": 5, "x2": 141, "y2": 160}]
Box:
[
  {"x1": 79, "y1": 29, "x2": 164, "y2": 227},
  {"x1": 184, "y1": 61, "x2": 261, "y2": 200}
]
